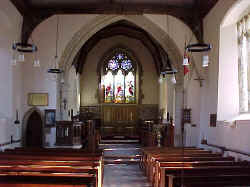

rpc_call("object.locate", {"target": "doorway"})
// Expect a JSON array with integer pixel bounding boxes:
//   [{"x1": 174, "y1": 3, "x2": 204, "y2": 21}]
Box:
[{"x1": 26, "y1": 111, "x2": 43, "y2": 147}]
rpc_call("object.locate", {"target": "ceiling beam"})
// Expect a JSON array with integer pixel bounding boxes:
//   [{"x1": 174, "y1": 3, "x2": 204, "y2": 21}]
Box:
[
  {"x1": 11, "y1": 0, "x2": 213, "y2": 44},
  {"x1": 10, "y1": 0, "x2": 52, "y2": 43},
  {"x1": 10, "y1": 0, "x2": 30, "y2": 16}
]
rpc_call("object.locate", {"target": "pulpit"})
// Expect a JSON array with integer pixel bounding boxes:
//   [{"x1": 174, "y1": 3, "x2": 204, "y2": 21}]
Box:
[{"x1": 56, "y1": 121, "x2": 83, "y2": 146}]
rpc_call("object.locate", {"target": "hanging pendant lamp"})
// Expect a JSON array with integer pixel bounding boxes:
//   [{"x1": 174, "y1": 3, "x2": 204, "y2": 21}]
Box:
[{"x1": 48, "y1": 15, "x2": 63, "y2": 74}]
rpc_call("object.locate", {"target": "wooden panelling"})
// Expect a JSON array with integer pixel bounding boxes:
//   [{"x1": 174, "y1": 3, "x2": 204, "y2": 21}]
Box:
[
  {"x1": 101, "y1": 104, "x2": 138, "y2": 137},
  {"x1": 80, "y1": 104, "x2": 158, "y2": 138}
]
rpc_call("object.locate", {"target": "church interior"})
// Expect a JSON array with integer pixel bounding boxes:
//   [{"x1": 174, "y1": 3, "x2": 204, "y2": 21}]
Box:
[{"x1": 1, "y1": 0, "x2": 250, "y2": 186}]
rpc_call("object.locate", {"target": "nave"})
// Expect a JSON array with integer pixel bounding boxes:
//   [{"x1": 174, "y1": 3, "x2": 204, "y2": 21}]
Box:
[
  {"x1": 1, "y1": 0, "x2": 250, "y2": 187},
  {"x1": 1, "y1": 136, "x2": 250, "y2": 187},
  {"x1": 101, "y1": 143, "x2": 151, "y2": 187}
]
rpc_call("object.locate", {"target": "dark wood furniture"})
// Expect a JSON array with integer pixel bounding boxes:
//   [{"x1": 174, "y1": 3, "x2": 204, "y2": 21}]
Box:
[
  {"x1": 0, "y1": 148, "x2": 103, "y2": 187},
  {"x1": 140, "y1": 147, "x2": 250, "y2": 187},
  {"x1": 80, "y1": 104, "x2": 159, "y2": 139},
  {"x1": 56, "y1": 121, "x2": 83, "y2": 146}
]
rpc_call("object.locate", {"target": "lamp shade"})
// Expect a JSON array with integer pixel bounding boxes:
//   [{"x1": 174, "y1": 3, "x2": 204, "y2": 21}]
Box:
[
  {"x1": 183, "y1": 57, "x2": 189, "y2": 66},
  {"x1": 202, "y1": 55, "x2": 209, "y2": 67},
  {"x1": 171, "y1": 74, "x2": 176, "y2": 84}
]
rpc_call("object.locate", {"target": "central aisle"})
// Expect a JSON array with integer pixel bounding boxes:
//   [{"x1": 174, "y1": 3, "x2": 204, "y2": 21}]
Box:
[{"x1": 100, "y1": 143, "x2": 151, "y2": 187}]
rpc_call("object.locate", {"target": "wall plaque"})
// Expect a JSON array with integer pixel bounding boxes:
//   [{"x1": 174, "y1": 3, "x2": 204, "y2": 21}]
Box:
[{"x1": 28, "y1": 93, "x2": 48, "y2": 106}]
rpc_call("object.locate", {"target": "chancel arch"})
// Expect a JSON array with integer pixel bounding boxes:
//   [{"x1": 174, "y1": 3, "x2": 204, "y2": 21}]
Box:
[{"x1": 57, "y1": 14, "x2": 199, "y2": 145}]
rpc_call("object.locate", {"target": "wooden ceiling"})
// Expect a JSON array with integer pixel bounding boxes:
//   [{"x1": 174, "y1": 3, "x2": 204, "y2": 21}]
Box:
[{"x1": 10, "y1": 0, "x2": 218, "y2": 43}]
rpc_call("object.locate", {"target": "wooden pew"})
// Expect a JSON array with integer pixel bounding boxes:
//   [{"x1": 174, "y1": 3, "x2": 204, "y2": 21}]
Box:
[
  {"x1": 140, "y1": 147, "x2": 239, "y2": 187},
  {"x1": 0, "y1": 150, "x2": 103, "y2": 187},
  {"x1": 140, "y1": 147, "x2": 203, "y2": 170},
  {"x1": 4, "y1": 147, "x2": 103, "y2": 154},
  {"x1": 144, "y1": 149, "x2": 220, "y2": 176},
  {"x1": 150, "y1": 156, "x2": 235, "y2": 185},
  {"x1": 167, "y1": 173, "x2": 250, "y2": 187},
  {"x1": 158, "y1": 162, "x2": 250, "y2": 187}
]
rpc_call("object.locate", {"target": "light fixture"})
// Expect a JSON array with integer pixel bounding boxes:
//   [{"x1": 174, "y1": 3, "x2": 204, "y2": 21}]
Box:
[
  {"x1": 202, "y1": 55, "x2": 209, "y2": 67},
  {"x1": 186, "y1": 43, "x2": 212, "y2": 52},
  {"x1": 48, "y1": 15, "x2": 63, "y2": 74},
  {"x1": 12, "y1": 42, "x2": 38, "y2": 64},
  {"x1": 185, "y1": 43, "x2": 212, "y2": 68},
  {"x1": 171, "y1": 73, "x2": 177, "y2": 84},
  {"x1": 161, "y1": 67, "x2": 178, "y2": 75},
  {"x1": 33, "y1": 59, "x2": 40, "y2": 67},
  {"x1": 158, "y1": 75, "x2": 163, "y2": 83}
]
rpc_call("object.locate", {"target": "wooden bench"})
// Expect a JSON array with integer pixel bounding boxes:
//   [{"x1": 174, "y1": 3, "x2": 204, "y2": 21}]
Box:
[
  {"x1": 140, "y1": 147, "x2": 204, "y2": 170},
  {"x1": 159, "y1": 164, "x2": 250, "y2": 187},
  {"x1": 143, "y1": 149, "x2": 220, "y2": 177},
  {"x1": 0, "y1": 150, "x2": 104, "y2": 187},
  {"x1": 157, "y1": 161, "x2": 250, "y2": 187},
  {"x1": 150, "y1": 156, "x2": 235, "y2": 185},
  {"x1": 167, "y1": 173, "x2": 250, "y2": 187},
  {"x1": 141, "y1": 148, "x2": 247, "y2": 187}
]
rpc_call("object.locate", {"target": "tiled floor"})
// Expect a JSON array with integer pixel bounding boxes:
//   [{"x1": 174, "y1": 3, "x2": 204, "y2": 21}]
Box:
[{"x1": 102, "y1": 143, "x2": 151, "y2": 187}]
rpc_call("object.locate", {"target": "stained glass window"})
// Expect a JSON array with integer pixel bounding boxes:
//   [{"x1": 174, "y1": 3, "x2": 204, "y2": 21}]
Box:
[
  {"x1": 102, "y1": 51, "x2": 136, "y2": 104},
  {"x1": 125, "y1": 72, "x2": 135, "y2": 103},
  {"x1": 114, "y1": 70, "x2": 125, "y2": 103},
  {"x1": 104, "y1": 71, "x2": 114, "y2": 103}
]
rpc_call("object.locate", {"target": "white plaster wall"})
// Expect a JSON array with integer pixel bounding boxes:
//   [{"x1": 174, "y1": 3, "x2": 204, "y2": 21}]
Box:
[
  {"x1": 185, "y1": 70, "x2": 201, "y2": 147},
  {"x1": 0, "y1": 0, "x2": 23, "y2": 149},
  {"x1": 22, "y1": 14, "x2": 98, "y2": 112},
  {"x1": 80, "y1": 35, "x2": 159, "y2": 106},
  {"x1": 201, "y1": 0, "x2": 250, "y2": 155},
  {"x1": 218, "y1": 24, "x2": 239, "y2": 120},
  {"x1": 22, "y1": 15, "x2": 98, "y2": 146}
]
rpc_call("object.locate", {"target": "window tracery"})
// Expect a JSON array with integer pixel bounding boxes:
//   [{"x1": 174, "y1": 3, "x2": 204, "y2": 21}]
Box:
[{"x1": 102, "y1": 50, "x2": 136, "y2": 104}]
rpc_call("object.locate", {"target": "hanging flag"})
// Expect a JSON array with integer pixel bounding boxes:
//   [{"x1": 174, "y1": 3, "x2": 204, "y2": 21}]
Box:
[
  {"x1": 182, "y1": 51, "x2": 189, "y2": 66},
  {"x1": 184, "y1": 65, "x2": 189, "y2": 76}
]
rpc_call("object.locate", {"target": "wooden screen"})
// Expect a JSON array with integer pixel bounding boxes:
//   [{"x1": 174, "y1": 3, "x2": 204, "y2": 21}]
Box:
[{"x1": 101, "y1": 104, "x2": 138, "y2": 137}]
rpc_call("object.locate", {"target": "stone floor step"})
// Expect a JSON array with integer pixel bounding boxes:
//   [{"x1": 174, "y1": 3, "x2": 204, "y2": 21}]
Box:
[
  {"x1": 100, "y1": 139, "x2": 140, "y2": 144},
  {"x1": 104, "y1": 160, "x2": 140, "y2": 165},
  {"x1": 104, "y1": 155, "x2": 141, "y2": 159}
]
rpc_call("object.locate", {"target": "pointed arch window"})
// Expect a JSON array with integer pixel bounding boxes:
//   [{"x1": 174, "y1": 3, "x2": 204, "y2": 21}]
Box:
[
  {"x1": 102, "y1": 51, "x2": 136, "y2": 104},
  {"x1": 237, "y1": 14, "x2": 250, "y2": 112}
]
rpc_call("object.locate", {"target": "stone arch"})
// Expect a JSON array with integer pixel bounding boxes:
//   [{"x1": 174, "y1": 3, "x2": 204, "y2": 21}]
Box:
[
  {"x1": 57, "y1": 15, "x2": 196, "y2": 145},
  {"x1": 59, "y1": 15, "x2": 185, "y2": 82},
  {"x1": 221, "y1": 0, "x2": 250, "y2": 28},
  {"x1": 22, "y1": 107, "x2": 44, "y2": 147}
]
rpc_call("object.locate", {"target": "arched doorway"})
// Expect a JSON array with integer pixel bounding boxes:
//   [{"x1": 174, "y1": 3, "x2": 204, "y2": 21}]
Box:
[{"x1": 26, "y1": 111, "x2": 43, "y2": 147}]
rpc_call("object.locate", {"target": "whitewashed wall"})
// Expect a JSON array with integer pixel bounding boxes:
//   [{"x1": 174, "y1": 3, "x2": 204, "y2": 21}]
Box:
[
  {"x1": 0, "y1": 0, "x2": 23, "y2": 150},
  {"x1": 200, "y1": 0, "x2": 250, "y2": 157}
]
